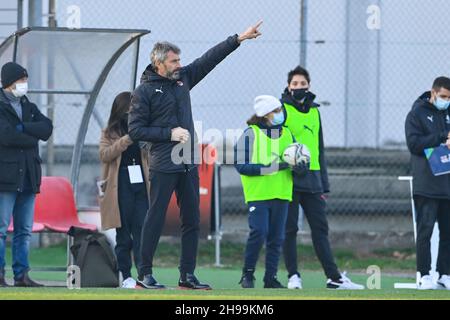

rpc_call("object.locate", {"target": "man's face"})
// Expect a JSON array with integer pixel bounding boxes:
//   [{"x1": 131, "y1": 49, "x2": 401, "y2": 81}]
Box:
[
  {"x1": 431, "y1": 87, "x2": 450, "y2": 103},
  {"x1": 157, "y1": 51, "x2": 181, "y2": 80},
  {"x1": 288, "y1": 74, "x2": 310, "y2": 92}
]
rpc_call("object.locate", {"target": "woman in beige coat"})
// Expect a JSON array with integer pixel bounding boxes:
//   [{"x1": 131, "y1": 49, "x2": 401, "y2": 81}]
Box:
[{"x1": 99, "y1": 92, "x2": 150, "y2": 289}]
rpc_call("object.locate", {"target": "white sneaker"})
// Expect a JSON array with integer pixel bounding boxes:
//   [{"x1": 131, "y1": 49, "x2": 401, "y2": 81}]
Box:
[
  {"x1": 121, "y1": 277, "x2": 137, "y2": 289},
  {"x1": 326, "y1": 272, "x2": 365, "y2": 290},
  {"x1": 417, "y1": 275, "x2": 436, "y2": 290},
  {"x1": 287, "y1": 274, "x2": 303, "y2": 289},
  {"x1": 437, "y1": 275, "x2": 450, "y2": 290}
]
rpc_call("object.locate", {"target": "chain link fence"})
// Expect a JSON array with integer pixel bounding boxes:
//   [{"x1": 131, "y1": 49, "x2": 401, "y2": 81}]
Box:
[{"x1": 9, "y1": 0, "x2": 450, "y2": 249}]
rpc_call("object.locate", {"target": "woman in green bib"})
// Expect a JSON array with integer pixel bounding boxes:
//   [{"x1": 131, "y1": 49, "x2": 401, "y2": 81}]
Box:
[
  {"x1": 281, "y1": 66, "x2": 364, "y2": 290},
  {"x1": 234, "y1": 95, "x2": 298, "y2": 289}
]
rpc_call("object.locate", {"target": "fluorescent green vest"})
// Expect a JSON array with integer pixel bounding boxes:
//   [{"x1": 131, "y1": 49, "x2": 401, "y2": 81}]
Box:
[
  {"x1": 240, "y1": 125, "x2": 293, "y2": 203},
  {"x1": 283, "y1": 103, "x2": 321, "y2": 170}
]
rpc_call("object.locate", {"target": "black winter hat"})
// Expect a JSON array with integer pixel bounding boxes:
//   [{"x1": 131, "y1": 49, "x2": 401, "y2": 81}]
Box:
[{"x1": 1, "y1": 62, "x2": 28, "y2": 89}]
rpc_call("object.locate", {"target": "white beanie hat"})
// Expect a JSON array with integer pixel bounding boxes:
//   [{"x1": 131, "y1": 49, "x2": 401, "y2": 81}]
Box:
[{"x1": 254, "y1": 95, "x2": 282, "y2": 117}]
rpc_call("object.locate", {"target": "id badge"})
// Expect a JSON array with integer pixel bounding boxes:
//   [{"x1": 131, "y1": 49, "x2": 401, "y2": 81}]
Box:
[{"x1": 128, "y1": 165, "x2": 143, "y2": 184}]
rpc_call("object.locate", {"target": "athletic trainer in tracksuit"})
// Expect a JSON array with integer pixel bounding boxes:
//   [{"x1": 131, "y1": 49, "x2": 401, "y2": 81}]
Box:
[
  {"x1": 405, "y1": 79, "x2": 450, "y2": 289},
  {"x1": 128, "y1": 29, "x2": 261, "y2": 289}
]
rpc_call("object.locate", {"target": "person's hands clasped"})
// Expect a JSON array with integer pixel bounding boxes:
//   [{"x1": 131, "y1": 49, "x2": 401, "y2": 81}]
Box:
[
  {"x1": 237, "y1": 20, "x2": 263, "y2": 43},
  {"x1": 171, "y1": 127, "x2": 190, "y2": 144}
]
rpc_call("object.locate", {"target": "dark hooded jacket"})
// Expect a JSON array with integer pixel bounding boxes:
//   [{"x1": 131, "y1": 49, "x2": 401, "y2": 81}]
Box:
[
  {"x1": 405, "y1": 91, "x2": 450, "y2": 199},
  {"x1": 128, "y1": 35, "x2": 240, "y2": 173}
]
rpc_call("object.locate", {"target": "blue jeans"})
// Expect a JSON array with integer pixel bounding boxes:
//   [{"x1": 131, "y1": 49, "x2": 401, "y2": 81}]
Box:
[
  {"x1": 243, "y1": 199, "x2": 289, "y2": 281},
  {"x1": 0, "y1": 192, "x2": 35, "y2": 279}
]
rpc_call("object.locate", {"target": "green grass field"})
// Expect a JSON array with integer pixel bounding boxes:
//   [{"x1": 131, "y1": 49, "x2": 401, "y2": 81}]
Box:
[{"x1": 1, "y1": 242, "x2": 449, "y2": 300}]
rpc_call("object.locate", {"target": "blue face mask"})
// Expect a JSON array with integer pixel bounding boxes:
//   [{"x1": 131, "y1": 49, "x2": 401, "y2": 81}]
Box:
[
  {"x1": 434, "y1": 97, "x2": 450, "y2": 111},
  {"x1": 270, "y1": 111, "x2": 285, "y2": 126}
]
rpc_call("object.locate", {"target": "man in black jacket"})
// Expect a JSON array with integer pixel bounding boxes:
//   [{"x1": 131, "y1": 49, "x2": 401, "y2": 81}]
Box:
[
  {"x1": 129, "y1": 21, "x2": 262, "y2": 289},
  {"x1": 281, "y1": 66, "x2": 364, "y2": 290},
  {"x1": 0, "y1": 62, "x2": 53, "y2": 287},
  {"x1": 405, "y1": 76, "x2": 450, "y2": 290}
]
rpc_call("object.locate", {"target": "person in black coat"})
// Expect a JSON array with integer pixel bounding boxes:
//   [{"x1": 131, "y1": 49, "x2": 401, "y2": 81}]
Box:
[
  {"x1": 280, "y1": 66, "x2": 363, "y2": 290},
  {"x1": 405, "y1": 76, "x2": 450, "y2": 290},
  {"x1": 129, "y1": 21, "x2": 263, "y2": 290},
  {"x1": 0, "y1": 62, "x2": 53, "y2": 287}
]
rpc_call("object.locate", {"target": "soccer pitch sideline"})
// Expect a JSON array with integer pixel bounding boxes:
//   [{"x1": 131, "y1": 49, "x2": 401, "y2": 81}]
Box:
[{"x1": 1, "y1": 268, "x2": 450, "y2": 300}]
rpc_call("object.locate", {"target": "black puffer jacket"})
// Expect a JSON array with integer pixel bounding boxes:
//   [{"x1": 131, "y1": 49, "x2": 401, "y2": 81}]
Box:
[
  {"x1": 128, "y1": 35, "x2": 240, "y2": 173},
  {"x1": 405, "y1": 91, "x2": 450, "y2": 199},
  {"x1": 0, "y1": 90, "x2": 53, "y2": 193}
]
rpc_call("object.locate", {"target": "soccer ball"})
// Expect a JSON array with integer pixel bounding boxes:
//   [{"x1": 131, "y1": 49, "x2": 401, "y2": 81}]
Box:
[{"x1": 282, "y1": 143, "x2": 311, "y2": 166}]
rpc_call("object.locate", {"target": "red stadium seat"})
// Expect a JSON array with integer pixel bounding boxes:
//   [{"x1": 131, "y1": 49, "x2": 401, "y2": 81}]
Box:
[{"x1": 33, "y1": 177, "x2": 97, "y2": 232}]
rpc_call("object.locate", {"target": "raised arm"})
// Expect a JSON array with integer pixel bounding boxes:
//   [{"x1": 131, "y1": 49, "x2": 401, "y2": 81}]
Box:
[{"x1": 184, "y1": 20, "x2": 263, "y2": 89}]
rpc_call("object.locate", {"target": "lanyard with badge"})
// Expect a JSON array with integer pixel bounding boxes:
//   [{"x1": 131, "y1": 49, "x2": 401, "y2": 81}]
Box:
[{"x1": 128, "y1": 158, "x2": 143, "y2": 184}]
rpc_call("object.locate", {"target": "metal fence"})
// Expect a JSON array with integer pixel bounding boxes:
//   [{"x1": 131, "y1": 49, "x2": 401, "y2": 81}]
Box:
[{"x1": 8, "y1": 0, "x2": 450, "y2": 242}]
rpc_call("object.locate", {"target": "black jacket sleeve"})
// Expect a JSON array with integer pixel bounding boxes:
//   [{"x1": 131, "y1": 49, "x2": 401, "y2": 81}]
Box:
[
  {"x1": 0, "y1": 116, "x2": 38, "y2": 148},
  {"x1": 318, "y1": 112, "x2": 330, "y2": 193},
  {"x1": 405, "y1": 110, "x2": 446, "y2": 156},
  {"x1": 128, "y1": 86, "x2": 172, "y2": 143},
  {"x1": 22, "y1": 103, "x2": 53, "y2": 141},
  {"x1": 183, "y1": 35, "x2": 240, "y2": 89}
]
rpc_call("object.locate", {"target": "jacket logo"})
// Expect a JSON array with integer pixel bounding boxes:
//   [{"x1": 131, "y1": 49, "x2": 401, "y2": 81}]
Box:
[
  {"x1": 446, "y1": 115, "x2": 450, "y2": 124},
  {"x1": 155, "y1": 88, "x2": 163, "y2": 94},
  {"x1": 427, "y1": 115, "x2": 433, "y2": 123},
  {"x1": 177, "y1": 81, "x2": 184, "y2": 87}
]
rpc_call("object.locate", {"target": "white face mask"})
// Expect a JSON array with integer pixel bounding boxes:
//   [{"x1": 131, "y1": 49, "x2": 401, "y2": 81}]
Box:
[{"x1": 12, "y1": 82, "x2": 28, "y2": 97}]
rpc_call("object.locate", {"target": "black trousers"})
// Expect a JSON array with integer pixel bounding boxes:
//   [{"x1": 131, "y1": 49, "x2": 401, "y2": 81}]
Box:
[
  {"x1": 139, "y1": 168, "x2": 200, "y2": 277},
  {"x1": 283, "y1": 192, "x2": 341, "y2": 281},
  {"x1": 414, "y1": 195, "x2": 450, "y2": 276},
  {"x1": 116, "y1": 168, "x2": 148, "y2": 279}
]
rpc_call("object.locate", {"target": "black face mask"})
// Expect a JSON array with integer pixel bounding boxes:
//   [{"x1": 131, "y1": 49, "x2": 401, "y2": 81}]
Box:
[
  {"x1": 291, "y1": 89, "x2": 316, "y2": 110},
  {"x1": 291, "y1": 88, "x2": 308, "y2": 101},
  {"x1": 291, "y1": 88, "x2": 316, "y2": 102}
]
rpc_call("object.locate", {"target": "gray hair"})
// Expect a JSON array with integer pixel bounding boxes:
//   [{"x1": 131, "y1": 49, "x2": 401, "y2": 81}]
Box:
[{"x1": 150, "y1": 41, "x2": 181, "y2": 67}]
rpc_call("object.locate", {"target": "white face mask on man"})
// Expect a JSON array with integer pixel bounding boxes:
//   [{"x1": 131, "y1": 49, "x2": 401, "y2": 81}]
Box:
[{"x1": 12, "y1": 82, "x2": 28, "y2": 97}]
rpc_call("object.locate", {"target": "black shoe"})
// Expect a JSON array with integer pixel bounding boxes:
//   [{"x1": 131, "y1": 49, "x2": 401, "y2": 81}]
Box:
[
  {"x1": 136, "y1": 274, "x2": 166, "y2": 289},
  {"x1": 14, "y1": 272, "x2": 43, "y2": 287},
  {"x1": 239, "y1": 273, "x2": 255, "y2": 288},
  {"x1": 178, "y1": 273, "x2": 212, "y2": 290},
  {"x1": 264, "y1": 276, "x2": 286, "y2": 289},
  {"x1": 0, "y1": 273, "x2": 9, "y2": 287}
]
